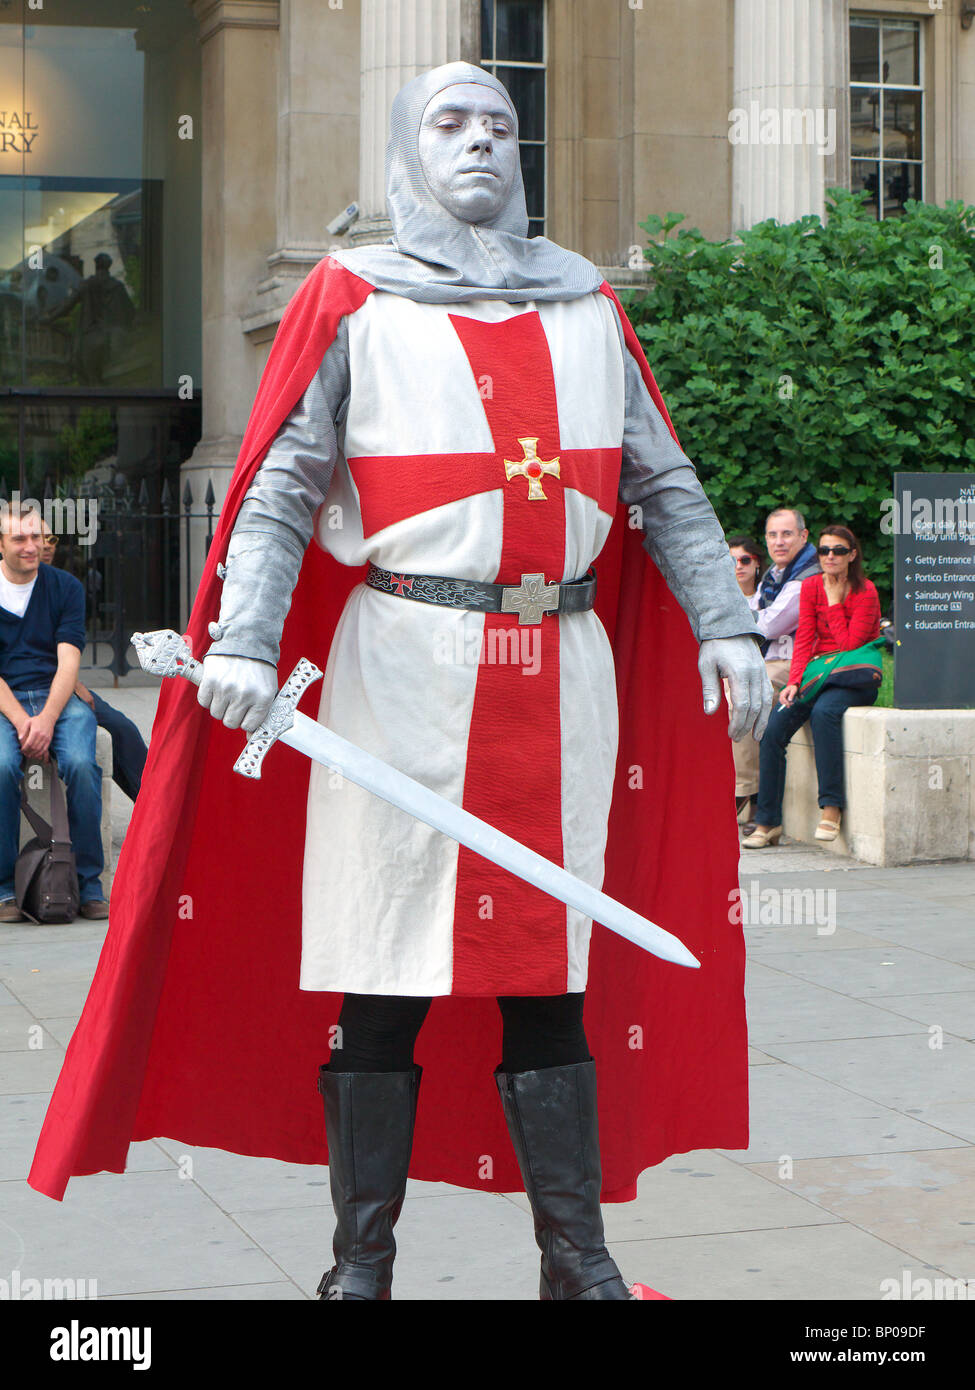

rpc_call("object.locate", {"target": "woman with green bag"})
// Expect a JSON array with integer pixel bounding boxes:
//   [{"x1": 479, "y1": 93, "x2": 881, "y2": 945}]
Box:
[{"x1": 742, "y1": 525, "x2": 882, "y2": 847}]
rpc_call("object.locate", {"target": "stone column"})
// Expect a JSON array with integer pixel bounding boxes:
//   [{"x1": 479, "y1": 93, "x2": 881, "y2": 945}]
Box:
[
  {"x1": 351, "y1": 0, "x2": 478, "y2": 246},
  {"x1": 244, "y1": 0, "x2": 361, "y2": 335},
  {"x1": 732, "y1": 0, "x2": 849, "y2": 231},
  {"x1": 182, "y1": 0, "x2": 280, "y2": 626},
  {"x1": 181, "y1": 0, "x2": 480, "y2": 621}
]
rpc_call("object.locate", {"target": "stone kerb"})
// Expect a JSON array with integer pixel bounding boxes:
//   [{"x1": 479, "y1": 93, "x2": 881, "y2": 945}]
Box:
[{"x1": 780, "y1": 707, "x2": 974, "y2": 866}]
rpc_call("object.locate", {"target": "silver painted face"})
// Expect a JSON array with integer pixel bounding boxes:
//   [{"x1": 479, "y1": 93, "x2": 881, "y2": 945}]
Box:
[{"x1": 417, "y1": 82, "x2": 520, "y2": 225}]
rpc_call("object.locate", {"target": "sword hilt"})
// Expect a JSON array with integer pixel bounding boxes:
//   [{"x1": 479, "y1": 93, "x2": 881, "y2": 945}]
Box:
[
  {"x1": 130, "y1": 629, "x2": 323, "y2": 780},
  {"x1": 131, "y1": 628, "x2": 205, "y2": 686}
]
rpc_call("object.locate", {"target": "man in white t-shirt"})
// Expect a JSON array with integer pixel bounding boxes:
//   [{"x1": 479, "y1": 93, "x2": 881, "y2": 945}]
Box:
[{"x1": 0, "y1": 506, "x2": 108, "y2": 921}]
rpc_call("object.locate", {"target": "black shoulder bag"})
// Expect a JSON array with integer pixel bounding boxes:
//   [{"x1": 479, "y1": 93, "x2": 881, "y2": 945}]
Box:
[{"x1": 14, "y1": 753, "x2": 81, "y2": 924}]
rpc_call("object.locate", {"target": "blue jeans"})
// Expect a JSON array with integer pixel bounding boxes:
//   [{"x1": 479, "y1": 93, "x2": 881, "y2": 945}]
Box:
[
  {"x1": 0, "y1": 688, "x2": 105, "y2": 904},
  {"x1": 755, "y1": 684, "x2": 878, "y2": 829},
  {"x1": 89, "y1": 690, "x2": 147, "y2": 803}
]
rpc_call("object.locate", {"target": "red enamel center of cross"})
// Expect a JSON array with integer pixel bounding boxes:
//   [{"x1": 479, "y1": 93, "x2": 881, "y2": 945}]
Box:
[{"x1": 504, "y1": 436, "x2": 561, "y2": 500}]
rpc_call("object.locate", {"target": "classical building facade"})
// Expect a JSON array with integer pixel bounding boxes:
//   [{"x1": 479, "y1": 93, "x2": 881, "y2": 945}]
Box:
[
  {"x1": 1, "y1": 1, "x2": 971, "y2": 629},
  {"x1": 183, "y1": 0, "x2": 975, "y2": 610}
]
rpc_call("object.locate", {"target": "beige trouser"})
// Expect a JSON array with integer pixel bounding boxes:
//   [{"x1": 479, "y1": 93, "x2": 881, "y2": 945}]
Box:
[{"x1": 729, "y1": 659, "x2": 792, "y2": 798}]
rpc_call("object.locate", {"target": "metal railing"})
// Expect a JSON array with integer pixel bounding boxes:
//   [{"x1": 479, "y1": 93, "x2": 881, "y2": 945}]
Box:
[{"x1": 1, "y1": 472, "x2": 218, "y2": 679}]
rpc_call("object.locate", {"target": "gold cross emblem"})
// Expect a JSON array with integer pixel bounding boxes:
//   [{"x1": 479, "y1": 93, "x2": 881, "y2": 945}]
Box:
[
  {"x1": 504, "y1": 437, "x2": 560, "y2": 501},
  {"x1": 500, "y1": 573, "x2": 561, "y2": 625}
]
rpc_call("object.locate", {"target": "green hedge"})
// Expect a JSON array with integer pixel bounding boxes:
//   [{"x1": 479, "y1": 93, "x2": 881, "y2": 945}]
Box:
[{"x1": 620, "y1": 189, "x2": 975, "y2": 611}]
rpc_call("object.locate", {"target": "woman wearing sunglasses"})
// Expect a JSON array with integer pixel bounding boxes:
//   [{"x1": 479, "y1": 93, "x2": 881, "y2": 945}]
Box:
[
  {"x1": 727, "y1": 535, "x2": 764, "y2": 826},
  {"x1": 743, "y1": 525, "x2": 881, "y2": 846},
  {"x1": 729, "y1": 535, "x2": 764, "y2": 602}
]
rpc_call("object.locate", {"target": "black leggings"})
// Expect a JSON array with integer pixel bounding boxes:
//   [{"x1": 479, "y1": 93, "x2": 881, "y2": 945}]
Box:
[{"x1": 328, "y1": 991, "x2": 589, "y2": 1074}]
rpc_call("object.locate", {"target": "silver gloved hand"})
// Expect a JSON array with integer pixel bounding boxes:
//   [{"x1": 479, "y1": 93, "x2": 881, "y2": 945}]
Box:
[
  {"x1": 197, "y1": 653, "x2": 278, "y2": 734},
  {"x1": 698, "y1": 636, "x2": 773, "y2": 742},
  {"x1": 199, "y1": 527, "x2": 303, "y2": 734}
]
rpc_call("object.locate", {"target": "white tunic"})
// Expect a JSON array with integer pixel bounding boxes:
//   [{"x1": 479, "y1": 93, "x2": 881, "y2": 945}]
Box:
[{"x1": 298, "y1": 289, "x2": 626, "y2": 996}]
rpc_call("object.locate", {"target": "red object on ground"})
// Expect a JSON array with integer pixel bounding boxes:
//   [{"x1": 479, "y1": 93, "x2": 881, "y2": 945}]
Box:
[{"x1": 629, "y1": 1283, "x2": 673, "y2": 1301}]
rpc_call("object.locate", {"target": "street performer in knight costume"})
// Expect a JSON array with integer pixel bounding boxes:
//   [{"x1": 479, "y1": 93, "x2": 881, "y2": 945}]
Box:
[{"x1": 28, "y1": 64, "x2": 772, "y2": 1301}]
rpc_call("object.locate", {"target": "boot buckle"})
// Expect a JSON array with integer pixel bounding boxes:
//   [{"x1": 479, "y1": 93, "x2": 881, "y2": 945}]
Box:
[{"x1": 317, "y1": 1268, "x2": 343, "y2": 1300}]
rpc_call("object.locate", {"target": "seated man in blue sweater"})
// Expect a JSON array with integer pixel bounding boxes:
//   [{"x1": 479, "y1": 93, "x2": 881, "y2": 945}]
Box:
[
  {"x1": 0, "y1": 505, "x2": 108, "y2": 922},
  {"x1": 39, "y1": 524, "x2": 148, "y2": 804}
]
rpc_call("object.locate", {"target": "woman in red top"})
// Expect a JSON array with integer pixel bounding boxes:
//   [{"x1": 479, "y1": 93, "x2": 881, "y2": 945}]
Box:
[{"x1": 743, "y1": 525, "x2": 881, "y2": 846}]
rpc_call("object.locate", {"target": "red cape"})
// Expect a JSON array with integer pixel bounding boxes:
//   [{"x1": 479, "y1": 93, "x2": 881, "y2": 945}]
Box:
[{"x1": 28, "y1": 258, "x2": 747, "y2": 1203}]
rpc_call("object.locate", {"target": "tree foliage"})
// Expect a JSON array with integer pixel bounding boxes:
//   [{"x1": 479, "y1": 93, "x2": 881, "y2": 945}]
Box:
[{"x1": 621, "y1": 190, "x2": 975, "y2": 609}]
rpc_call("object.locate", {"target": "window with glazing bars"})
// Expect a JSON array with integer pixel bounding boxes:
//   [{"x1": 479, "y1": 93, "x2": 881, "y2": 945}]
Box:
[
  {"x1": 850, "y1": 15, "x2": 924, "y2": 219},
  {"x1": 480, "y1": 0, "x2": 546, "y2": 237}
]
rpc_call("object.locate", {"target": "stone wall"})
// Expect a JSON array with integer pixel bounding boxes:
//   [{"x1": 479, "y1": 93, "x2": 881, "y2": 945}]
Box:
[{"x1": 780, "y1": 707, "x2": 975, "y2": 865}]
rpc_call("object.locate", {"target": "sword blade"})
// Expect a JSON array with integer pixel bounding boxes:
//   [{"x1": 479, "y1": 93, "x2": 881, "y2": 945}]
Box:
[
  {"x1": 129, "y1": 629, "x2": 699, "y2": 970},
  {"x1": 280, "y1": 710, "x2": 700, "y2": 970}
]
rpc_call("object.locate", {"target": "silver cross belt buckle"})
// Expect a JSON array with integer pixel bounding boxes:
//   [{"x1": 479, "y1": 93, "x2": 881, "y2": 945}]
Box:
[{"x1": 499, "y1": 573, "x2": 561, "y2": 626}]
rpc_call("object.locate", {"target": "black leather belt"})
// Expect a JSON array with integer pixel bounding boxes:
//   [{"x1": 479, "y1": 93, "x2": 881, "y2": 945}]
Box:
[{"x1": 365, "y1": 564, "x2": 597, "y2": 626}]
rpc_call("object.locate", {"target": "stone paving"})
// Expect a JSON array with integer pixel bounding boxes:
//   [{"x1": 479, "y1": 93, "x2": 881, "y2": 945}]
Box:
[{"x1": 1, "y1": 681, "x2": 972, "y2": 1300}]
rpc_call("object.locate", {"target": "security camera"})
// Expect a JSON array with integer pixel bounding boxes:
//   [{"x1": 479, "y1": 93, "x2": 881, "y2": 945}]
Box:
[{"x1": 327, "y1": 203, "x2": 360, "y2": 237}]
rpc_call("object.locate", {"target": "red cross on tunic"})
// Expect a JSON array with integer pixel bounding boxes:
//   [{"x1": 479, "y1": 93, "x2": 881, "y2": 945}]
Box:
[{"x1": 345, "y1": 310, "x2": 621, "y2": 993}]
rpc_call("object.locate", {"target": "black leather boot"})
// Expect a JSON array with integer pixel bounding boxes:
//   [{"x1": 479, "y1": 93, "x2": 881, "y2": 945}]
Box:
[
  {"x1": 316, "y1": 1064, "x2": 421, "y2": 1301},
  {"x1": 495, "y1": 1058, "x2": 634, "y2": 1300}
]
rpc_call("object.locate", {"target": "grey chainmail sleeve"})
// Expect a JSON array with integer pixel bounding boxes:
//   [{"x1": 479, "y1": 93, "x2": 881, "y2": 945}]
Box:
[
  {"x1": 608, "y1": 299, "x2": 758, "y2": 643},
  {"x1": 205, "y1": 319, "x2": 351, "y2": 666}
]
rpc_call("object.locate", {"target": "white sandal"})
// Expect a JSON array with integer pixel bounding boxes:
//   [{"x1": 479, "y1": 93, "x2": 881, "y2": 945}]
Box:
[{"x1": 741, "y1": 825, "x2": 782, "y2": 848}]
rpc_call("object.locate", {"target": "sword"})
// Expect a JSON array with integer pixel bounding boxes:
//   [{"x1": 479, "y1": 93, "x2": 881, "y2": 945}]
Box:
[{"x1": 131, "y1": 629, "x2": 700, "y2": 970}]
